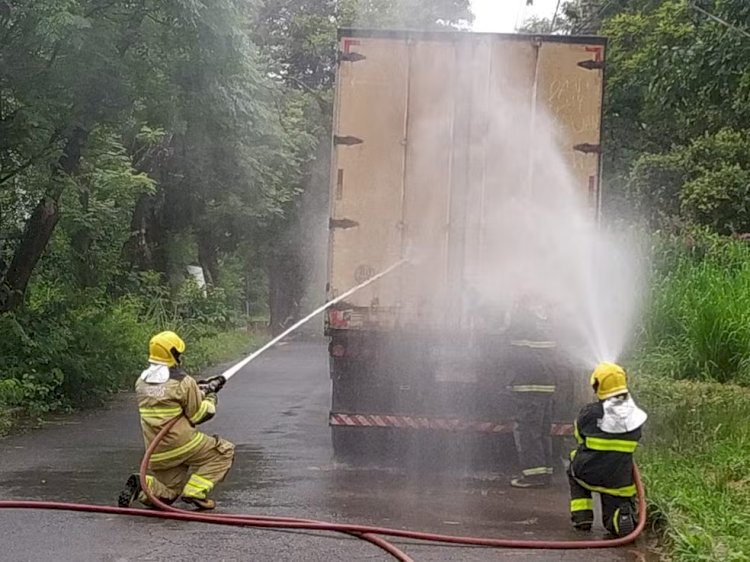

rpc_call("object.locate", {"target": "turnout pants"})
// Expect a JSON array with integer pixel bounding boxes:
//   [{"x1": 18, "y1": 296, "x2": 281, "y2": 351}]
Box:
[
  {"x1": 567, "y1": 466, "x2": 636, "y2": 535},
  {"x1": 141, "y1": 434, "x2": 235, "y2": 503},
  {"x1": 511, "y1": 392, "x2": 554, "y2": 480}
]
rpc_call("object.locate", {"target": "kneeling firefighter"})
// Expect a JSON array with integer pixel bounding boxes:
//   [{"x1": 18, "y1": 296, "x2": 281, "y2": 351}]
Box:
[
  {"x1": 568, "y1": 362, "x2": 647, "y2": 536},
  {"x1": 118, "y1": 331, "x2": 234, "y2": 510},
  {"x1": 506, "y1": 296, "x2": 558, "y2": 488}
]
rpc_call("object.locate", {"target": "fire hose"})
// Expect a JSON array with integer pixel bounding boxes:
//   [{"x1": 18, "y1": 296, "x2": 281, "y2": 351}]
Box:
[
  {"x1": 0, "y1": 414, "x2": 647, "y2": 561},
  {"x1": 0, "y1": 259, "x2": 647, "y2": 559}
]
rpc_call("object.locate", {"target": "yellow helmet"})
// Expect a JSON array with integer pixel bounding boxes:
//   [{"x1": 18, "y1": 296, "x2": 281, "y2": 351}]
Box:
[
  {"x1": 148, "y1": 331, "x2": 186, "y2": 367},
  {"x1": 590, "y1": 362, "x2": 628, "y2": 400}
]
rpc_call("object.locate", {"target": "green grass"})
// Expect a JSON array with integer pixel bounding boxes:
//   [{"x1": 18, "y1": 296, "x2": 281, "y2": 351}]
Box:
[
  {"x1": 634, "y1": 376, "x2": 750, "y2": 561},
  {"x1": 639, "y1": 245, "x2": 750, "y2": 384}
]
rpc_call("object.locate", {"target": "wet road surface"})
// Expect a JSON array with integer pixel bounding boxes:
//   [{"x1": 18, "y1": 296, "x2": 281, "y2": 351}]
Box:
[{"x1": 0, "y1": 342, "x2": 652, "y2": 561}]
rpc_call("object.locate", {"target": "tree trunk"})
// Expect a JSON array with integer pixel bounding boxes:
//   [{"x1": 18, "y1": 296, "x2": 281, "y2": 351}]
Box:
[
  {"x1": 0, "y1": 126, "x2": 88, "y2": 312},
  {"x1": 197, "y1": 234, "x2": 220, "y2": 287},
  {"x1": 71, "y1": 189, "x2": 95, "y2": 288},
  {"x1": 120, "y1": 192, "x2": 154, "y2": 271},
  {"x1": 268, "y1": 251, "x2": 302, "y2": 337}
]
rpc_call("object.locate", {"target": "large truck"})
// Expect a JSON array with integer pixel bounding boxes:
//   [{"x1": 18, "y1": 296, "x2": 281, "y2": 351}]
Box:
[{"x1": 325, "y1": 29, "x2": 606, "y2": 462}]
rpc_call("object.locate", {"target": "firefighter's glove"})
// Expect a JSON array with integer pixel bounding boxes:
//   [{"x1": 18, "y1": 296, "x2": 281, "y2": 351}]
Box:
[{"x1": 197, "y1": 375, "x2": 227, "y2": 395}]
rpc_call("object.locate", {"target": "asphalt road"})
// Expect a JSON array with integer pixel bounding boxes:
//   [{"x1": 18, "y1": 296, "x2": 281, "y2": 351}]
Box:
[{"x1": 0, "y1": 341, "x2": 653, "y2": 561}]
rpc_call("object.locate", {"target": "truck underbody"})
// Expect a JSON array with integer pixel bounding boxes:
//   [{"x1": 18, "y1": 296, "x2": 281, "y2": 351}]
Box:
[{"x1": 327, "y1": 328, "x2": 580, "y2": 465}]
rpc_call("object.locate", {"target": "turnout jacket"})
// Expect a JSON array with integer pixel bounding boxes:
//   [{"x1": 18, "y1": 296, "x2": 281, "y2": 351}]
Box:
[
  {"x1": 506, "y1": 305, "x2": 557, "y2": 393},
  {"x1": 136, "y1": 365, "x2": 217, "y2": 464},
  {"x1": 570, "y1": 397, "x2": 646, "y2": 497}
]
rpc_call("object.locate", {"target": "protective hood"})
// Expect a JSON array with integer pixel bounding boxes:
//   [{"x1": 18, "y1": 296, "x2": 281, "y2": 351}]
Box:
[
  {"x1": 597, "y1": 395, "x2": 647, "y2": 434},
  {"x1": 139, "y1": 363, "x2": 170, "y2": 384}
]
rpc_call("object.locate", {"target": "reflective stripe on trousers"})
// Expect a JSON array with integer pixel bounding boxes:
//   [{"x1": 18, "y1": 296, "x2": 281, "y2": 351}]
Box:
[
  {"x1": 570, "y1": 498, "x2": 594, "y2": 512},
  {"x1": 574, "y1": 477, "x2": 636, "y2": 498},
  {"x1": 182, "y1": 473, "x2": 215, "y2": 499},
  {"x1": 522, "y1": 466, "x2": 554, "y2": 476}
]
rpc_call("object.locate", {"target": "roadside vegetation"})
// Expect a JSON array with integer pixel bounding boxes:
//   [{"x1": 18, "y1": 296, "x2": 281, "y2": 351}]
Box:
[
  {"x1": 0, "y1": 277, "x2": 265, "y2": 435},
  {"x1": 627, "y1": 232, "x2": 750, "y2": 560},
  {"x1": 634, "y1": 376, "x2": 750, "y2": 561}
]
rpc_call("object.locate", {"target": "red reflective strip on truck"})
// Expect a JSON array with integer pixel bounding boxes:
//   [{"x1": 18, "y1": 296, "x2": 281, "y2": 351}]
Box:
[
  {"x1": 585, "y1": 45, "x2": 604, "y2": 62},
  {"x1": 551, "y1": 424, "x2": 575, "y2": 436},
  {"x1": 329, "y1": 413, "x2": 573, "y2": 435},
  {"x1": 327, "y1": 309, "x2": 352, "y2": 329},
  {"x1": 342, "y1": 38, "x2": 361, "y2": 54}
]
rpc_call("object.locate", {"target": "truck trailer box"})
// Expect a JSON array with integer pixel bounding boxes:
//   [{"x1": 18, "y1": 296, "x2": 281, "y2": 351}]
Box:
[{"x1": 326, "y1": 29, "x2": 606, "y2": 461}]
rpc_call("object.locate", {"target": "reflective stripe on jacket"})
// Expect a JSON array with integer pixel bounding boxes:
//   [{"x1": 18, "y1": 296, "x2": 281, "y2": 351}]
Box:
[
  {"x1": 136, "y1": 368, "x2": 216, "y2": 463},
  {"x1": 570, "y1": 401, "x2": 642, "y2": 497},
  {"x1": 505, "y1": 306, "x2": 558, "y2": 390}
]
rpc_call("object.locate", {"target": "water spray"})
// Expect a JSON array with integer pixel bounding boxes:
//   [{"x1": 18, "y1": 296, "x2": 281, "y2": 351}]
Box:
[
  {"x1": 221, "y1": 258, "x2": 408, "y2": 381},
  {"x1": 0, "y1": 256, "x2": 647, "y2": 559}
]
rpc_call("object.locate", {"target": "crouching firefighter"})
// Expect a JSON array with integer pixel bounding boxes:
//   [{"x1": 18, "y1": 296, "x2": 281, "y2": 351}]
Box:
[
  {"x1": 507, "y1": 296, "x2": 558, "y2": 488},
  {"x1": 568, "y1": 362, "x2": 647, "y2": 536},
  {"x1": 118, "y1": 330, "x2": 234, "y2": 510}
]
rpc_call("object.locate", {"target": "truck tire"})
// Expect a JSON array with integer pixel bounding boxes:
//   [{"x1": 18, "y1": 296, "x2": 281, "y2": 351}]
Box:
[
  {"x1": 331, "y1": 426, "x2": 385, "y2": 464},
  {"x1": 331, "y1": 425, "x2": 359, "y2": 462}
]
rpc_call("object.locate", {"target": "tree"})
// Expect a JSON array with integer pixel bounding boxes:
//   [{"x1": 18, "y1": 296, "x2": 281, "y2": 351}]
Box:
[
  {"x1": 599, "y1": 1, "x2": 750, "y2": 228},
  {"x1": 0, "y1": 1, "x2": 152, "y2": 311},
  {"x1": 628, "y1": 129, "x2": 750, "y2": 234},
  {"x1": 1, "y1": 1, "x2": 303, "y2": 312}
]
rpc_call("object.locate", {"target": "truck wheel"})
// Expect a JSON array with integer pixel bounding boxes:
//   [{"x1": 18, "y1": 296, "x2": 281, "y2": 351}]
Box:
[
  {"x1": 331, "y1": 426, "x2": 388, "y2": 465},
  {"x1": 331, "y1": 426, "x2": 363, "y2": 463}
]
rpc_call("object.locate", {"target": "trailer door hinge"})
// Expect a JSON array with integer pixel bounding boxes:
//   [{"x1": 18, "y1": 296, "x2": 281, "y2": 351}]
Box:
[
  {"x1": 574, "y1": 143, "x2": 601, "y2": 154},
  {"x1": 338, "y1": 50, "x2": 366, "y2": 63},
  {"x1": 329, "y1": 218, "x2": 359, "y2": 230},
  {"x1": 577, "y1": 59, "x2": 605, "y2": 71},
  {"x1": 334, "y1": 135, "x2": 363, "y2": 146}
]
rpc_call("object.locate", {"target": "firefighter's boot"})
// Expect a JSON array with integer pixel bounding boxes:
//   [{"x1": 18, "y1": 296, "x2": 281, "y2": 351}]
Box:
[
  {"x1": 117, "y1": 473, "x2": 146, "y2": 508},
  {"x1": 571, "y1": 509, "x2": 594, "y2": 531},
  {"x1": 182, "y1": 496, "x2": 217, "y2": 510},
  {"x1": 612, "y1": 502, "x2": 636, "y2": 537},
  {"x1": 117, "y1": 473, "x2": 177, "y2": 508}
]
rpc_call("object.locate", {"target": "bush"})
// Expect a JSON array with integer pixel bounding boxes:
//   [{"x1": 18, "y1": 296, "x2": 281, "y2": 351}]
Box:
[
  {"x1": 0, "y1": 300, "x2": 150, "y2": 416},
  {"x1": 0, "y1": 272, "x2": 263, "y2": 435},
  {"x1": 626, "y1": 129, "x2": 750, "y2": 234},
  {"x1": 682, "y1": 164, "x2": 750, "y2": 235}
]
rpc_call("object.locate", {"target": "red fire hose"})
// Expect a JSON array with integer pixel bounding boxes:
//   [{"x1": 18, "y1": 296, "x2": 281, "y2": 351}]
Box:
[{"x1": 0, "y1": 418, "x2": 647, "y2": 561}]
